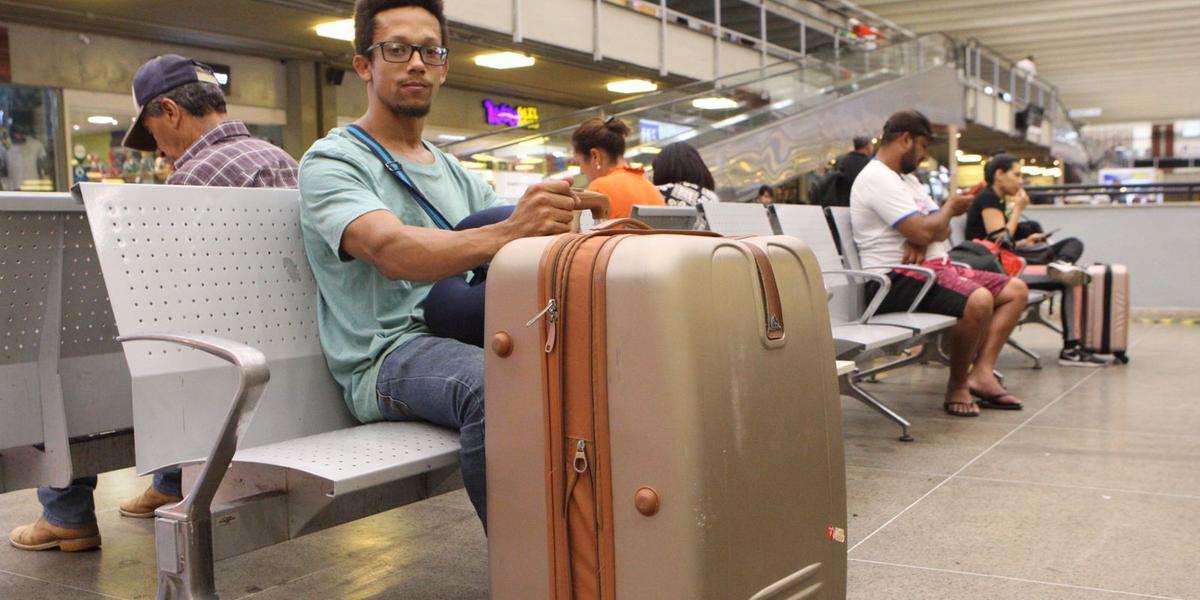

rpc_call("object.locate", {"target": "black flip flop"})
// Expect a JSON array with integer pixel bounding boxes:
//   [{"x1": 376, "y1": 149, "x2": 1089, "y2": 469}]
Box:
[
  {"x1": 943, "y1": 401, "x2": 980, "y2": 417},
  {"x1": 970, "y1": 389, "x2": 1024, "y2": 410}
]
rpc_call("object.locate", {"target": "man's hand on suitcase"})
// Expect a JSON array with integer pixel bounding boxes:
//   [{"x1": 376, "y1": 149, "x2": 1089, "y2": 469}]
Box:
[{"x1": 504, "y1": 179, "x2": 578, "y2": 238}]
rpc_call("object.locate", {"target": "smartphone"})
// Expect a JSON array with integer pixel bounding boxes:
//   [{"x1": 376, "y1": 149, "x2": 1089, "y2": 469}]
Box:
[
  {"x1": 968, "y1": 181, "x2": 985, "y2": 195},
  {"x1": 1043, "y1": 228, "x2": 1060, "y2": 239}
]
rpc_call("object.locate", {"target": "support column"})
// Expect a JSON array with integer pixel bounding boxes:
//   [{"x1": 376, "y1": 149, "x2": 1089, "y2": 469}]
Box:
[{"x1": 283, "y1": 59, "x2": 320, "y2": 160}]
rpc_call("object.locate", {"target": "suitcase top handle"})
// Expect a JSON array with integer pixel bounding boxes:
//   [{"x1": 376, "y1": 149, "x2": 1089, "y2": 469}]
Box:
[{"x1": 582, "y1": 222, "x2": 785, "y2": 341}]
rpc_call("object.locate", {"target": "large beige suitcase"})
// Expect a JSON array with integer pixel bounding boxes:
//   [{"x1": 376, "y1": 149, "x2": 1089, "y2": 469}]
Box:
[{"x1": 485, "y1": 222, "x2": 847, "y2": 599}]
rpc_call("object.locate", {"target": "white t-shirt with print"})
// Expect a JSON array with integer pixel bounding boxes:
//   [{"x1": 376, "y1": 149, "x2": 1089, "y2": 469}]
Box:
[{"x1": 849, "y1": 159, "x2": 949, "y2": 267}]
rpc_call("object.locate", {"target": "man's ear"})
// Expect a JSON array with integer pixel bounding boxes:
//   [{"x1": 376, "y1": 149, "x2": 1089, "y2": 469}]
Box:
[
  {"x1": 438, "y1": 57, "x2": 449, "y2": 84},
  {"x1": 353, "y1": 54, "x2": 372, "y2": 84},
  {"x1": 160, "y1": 99, "x2": 183, "y2": 128}
]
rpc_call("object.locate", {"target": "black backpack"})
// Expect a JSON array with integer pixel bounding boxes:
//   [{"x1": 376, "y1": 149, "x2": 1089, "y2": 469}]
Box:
[{"x1": 809, "y1": 170, "x2": 842, "y2": 206}]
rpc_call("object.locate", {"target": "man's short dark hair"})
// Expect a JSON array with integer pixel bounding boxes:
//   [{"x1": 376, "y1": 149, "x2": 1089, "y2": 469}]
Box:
[
  {"x1": 143, "y1": 82, "x2": 226, "y2": 118},
  {"x1": 880, "y1": 110, "x2": 936, "y2": 145},
  {"x1": 853, "y1": 136, "x2": 872, "y2": 151},
  {"x1": 652, "y1": 142, "x2": 715, "y2": 190},
  {"x1": 758, "y1": 185, "x2": 773, "y2": 196},
  {"x1": 985, "y1": 153, "x2": 1019, "y2": 186},
  {"x1": 354, "y1": 0, "x2": 449, "y2": 59}
]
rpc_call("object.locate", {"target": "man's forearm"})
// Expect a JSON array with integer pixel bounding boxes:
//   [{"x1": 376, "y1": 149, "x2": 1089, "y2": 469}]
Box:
[{"x1": 365, "y1": 221, "x2": 515, "y2": 282}]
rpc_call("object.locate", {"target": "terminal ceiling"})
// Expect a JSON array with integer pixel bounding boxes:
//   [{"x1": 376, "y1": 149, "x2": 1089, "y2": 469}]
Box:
[
  {"x1": 0, "y1": 0, "x2": 687, "y2": 108},
  {"x1": 855, "y1": 0, "x2": 1200, "y2": 123}
]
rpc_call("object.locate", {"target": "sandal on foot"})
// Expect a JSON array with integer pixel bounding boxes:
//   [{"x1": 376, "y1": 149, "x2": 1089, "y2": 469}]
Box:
[
  {"x1": 943, "y1": 401, "x2": 979, "y2": 417},
  {"x1": 970, "y1": 389, "x2": 1023, "y2": 410}
]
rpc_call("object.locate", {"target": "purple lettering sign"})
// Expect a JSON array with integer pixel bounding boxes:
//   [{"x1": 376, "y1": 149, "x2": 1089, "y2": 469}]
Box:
[{"x1": 483, "y1": 99, "x2": 521, "y2": 127}]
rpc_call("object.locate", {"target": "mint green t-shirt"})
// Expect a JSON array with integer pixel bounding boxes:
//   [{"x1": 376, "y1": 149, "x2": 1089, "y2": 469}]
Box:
[{"x1": 299, "y1": 128, "x2": 501, "y2": 423}]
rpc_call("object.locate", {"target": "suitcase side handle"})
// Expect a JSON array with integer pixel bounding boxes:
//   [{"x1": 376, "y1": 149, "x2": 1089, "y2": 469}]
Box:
[
  {"x1": 586, "y1": 218, "x2": 723, "y2": 237},
  {"x1": 741, "y1": 242, "x2": 787, "y2": 342}
]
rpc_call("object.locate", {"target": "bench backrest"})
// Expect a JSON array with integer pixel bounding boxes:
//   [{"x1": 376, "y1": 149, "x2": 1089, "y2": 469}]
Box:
[
  {"x1": 772, "y1": 204, "x2": 865, "y2": 325},
  {"x1": 826, "y1": 207, "x2": 864, "y2": 270},
  {"x1": 630, "y1": 205, "x2": 699, "y2": 230},
  {"x1": 79, "y1": 183, "x2": 355, "y2": 473},
  {"x1": 698, "y1": 202, "x2": 776, "y2": 236}
]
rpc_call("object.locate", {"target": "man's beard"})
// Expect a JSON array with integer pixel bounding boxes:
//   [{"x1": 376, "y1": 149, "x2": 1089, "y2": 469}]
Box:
[
  {"x1": 899, "y1": 146, "x2": 921, "y2": 174},
  {"x1": 388, "y1": 100, "x2": 432, "y2": 119}
]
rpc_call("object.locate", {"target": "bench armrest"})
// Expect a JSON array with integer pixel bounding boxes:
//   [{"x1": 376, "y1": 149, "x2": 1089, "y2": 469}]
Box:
[
  {"x1": 823, "y1": 269, "x2": 892, "y2": 324},
  {"x1": 860, "y1": 264, "x2": 938, "y2": 313},
  {"x1": 118, "y1": 333, "x2": 270, "y2": 523}
]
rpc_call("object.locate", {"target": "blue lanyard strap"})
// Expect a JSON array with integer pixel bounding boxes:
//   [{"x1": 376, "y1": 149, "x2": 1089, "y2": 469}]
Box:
[{"x1": 344, "y1": 124, "x2": 453, "y2": 230}]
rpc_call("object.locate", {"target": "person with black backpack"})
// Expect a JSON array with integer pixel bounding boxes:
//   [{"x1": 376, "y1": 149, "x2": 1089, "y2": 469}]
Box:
[{"x1": 810, "y1": 136, "x2": 874, "y2": 207}]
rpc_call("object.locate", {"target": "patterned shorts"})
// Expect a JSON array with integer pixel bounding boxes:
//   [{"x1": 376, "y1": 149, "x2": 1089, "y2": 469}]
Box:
[{"x1": 871, "y1": 259, "x2": 1011, "y2": 318}]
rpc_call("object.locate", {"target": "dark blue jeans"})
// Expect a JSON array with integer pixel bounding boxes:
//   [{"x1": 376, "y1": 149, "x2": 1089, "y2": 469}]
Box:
[
  {"x1": 377, "y1": 335, "x2": 487, "y2": 530},
  {"x1": 38, "y1": 469, "x2": 182, "y2": 528}
]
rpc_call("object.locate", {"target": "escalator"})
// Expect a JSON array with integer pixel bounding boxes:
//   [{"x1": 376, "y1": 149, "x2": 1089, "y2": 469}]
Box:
[{"x1": 438, "y1": 34, "x2": 1002, "y2": 200}]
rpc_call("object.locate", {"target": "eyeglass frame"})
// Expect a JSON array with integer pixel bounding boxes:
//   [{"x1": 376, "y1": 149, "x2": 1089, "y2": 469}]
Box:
[{"x1": 365, "y1": 41, "x2": 450, "y2": 66}]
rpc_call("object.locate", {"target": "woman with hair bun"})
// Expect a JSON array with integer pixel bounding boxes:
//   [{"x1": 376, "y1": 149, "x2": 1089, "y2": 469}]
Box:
[{"x1": 571, "y1": 116, "x2": 663, "y2": 218}]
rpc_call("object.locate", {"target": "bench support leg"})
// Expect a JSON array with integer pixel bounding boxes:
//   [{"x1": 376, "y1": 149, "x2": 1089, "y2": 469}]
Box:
[
  {"x1": 1006, "y1": 338, "x2": 1042, "y2": 369},
  {"x1": 840, "y1": 374, "x2": 913, "y2": 442},
  {"x1": 155, "y1": 515, "x2": 217, "y2": 600}
]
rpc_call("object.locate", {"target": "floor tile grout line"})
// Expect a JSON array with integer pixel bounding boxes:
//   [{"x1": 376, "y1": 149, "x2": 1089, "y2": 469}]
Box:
[
  {"x1": 845, "y1": 464, "x2": 951, "y2": 478},
  {"x1": 1023, "y1": 423, "x2": 1200, "y2": 441},
  {"x1": 848, "y1": 558, "x2": 1185, "y2": 600},
  {"x1": 0, "y1": 567, "x2": 128, "y2": 599},
  {"x1": 848, "y1": 329, "x2": 1155, "y2": 554},
  {"x1": 846, "y1": 367, "x2": 1104, "y2": 553},
  {"x1": 954, "y1": 475, "x2": 1200, "y2": 501}
]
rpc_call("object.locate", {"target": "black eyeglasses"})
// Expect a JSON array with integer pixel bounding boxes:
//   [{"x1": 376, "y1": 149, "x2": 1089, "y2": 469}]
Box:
[{"x1": 366, "y1": 41, "x2": 450, "y2": 66}]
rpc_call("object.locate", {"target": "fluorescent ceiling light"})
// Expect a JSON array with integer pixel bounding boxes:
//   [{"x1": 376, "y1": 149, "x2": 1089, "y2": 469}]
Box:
[
  {"x1": 675, "y1": 130, "x2": 700, "y2": 142},
  {"x1": 474, "y1": 52, "x2": 535, "y2": 70},
  {"x1": 625, "y1": 146, "x2": 662, "y2": 157},
  {"x1": 518, "y1": 157, "x2": 545, "y2": 164},
  {"x1": 957, "y1": 153, "x2": 982, "y2": 163},
  {"x1": 87, "y1": 115, "x2": 118, "y2": 125},
  {"x1": 712, "y1": 114, "x2": 749, "y2": 129},
  {"x1": 1020, "y1": 165, "x2": 1041, "y2": 175},
  {"x1": 607, "y1": 79, "x2": 657, "y2": 94},
  {"x1": 770, "y1": 99, "x2": 794, "y2": 111},
  {"x1": 460, "y1": 161, "x2": 487, "y2": 169},
  {"x1": 315, "y1": 19, "x2": 354, "y2": 42},
  {"x1": 514, "y1": 164, "x2": 537, "y2": 171},
  {"x1": 471, "y1": 153, "x2": 500, "y2": 162},
  {"x1": 692, "y1": 97, "x2": 739, "y2": 110},
  {"x1": 437, "y1": 134, "x2": 467, "y2": 142},
  {"x1": 982, "y1": 85, "x2": 995, "y2": 96},
  {"x1": 72, "y1": 124, "x2": 80, "y2": 131},
  {"x1": 1069, "y1": 107, "x2": 1103, "y2": 119}
]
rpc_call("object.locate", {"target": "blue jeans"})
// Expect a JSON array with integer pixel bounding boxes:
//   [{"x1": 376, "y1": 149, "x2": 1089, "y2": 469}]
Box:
[
  {"x1": 377, "y1": 335, "x2": 487, "y2": 530},
  {"x1": 37, "y1": 469, "x2": 182, "y2": 528}
]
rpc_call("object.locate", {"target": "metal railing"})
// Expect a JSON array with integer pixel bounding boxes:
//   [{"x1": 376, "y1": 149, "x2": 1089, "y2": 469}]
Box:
[{"x1": 1027, "y1": 182, "x2": 1200, "y2": 204}]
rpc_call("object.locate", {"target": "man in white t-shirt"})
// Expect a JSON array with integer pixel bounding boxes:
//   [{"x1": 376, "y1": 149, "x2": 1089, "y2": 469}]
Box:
[{"x1": 850, "y1": 110, "x2": 1028, "y2": 417}]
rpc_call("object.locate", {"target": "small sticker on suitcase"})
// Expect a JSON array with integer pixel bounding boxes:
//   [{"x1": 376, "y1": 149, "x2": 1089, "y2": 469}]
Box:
[{"x1": 826, "y1": 526, "x2": 846, "y2": 543}]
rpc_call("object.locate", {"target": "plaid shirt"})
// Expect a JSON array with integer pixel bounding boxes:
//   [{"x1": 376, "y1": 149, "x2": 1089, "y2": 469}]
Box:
[{"x1": 167, "y1": 121, "x2": 298, "y2": 188}]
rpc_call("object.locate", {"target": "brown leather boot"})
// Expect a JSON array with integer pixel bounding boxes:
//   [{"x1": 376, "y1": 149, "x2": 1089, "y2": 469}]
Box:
[
  {"x1": 118, "y1": 485, "x2": 183, "y2": 518},
  {"x1": 9, "y1": 517, "x2": 101, "y2": 552}
]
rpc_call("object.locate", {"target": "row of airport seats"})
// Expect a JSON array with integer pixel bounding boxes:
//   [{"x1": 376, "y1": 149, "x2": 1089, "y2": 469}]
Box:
[{"x1": 632, "y1": 202, "x2": 1053, "y2": 440}]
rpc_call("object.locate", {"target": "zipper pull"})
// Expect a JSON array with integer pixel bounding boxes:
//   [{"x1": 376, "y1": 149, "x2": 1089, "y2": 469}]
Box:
[
  {"x1": 525, "y1": 298, "x2": 557, "y2": 327},
  {"x1": 563, "y1": 440, "x2": 588, "y2": 513}
]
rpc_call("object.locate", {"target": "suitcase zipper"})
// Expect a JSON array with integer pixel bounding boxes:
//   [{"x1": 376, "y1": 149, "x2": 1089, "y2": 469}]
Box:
[
  {"x1": 526, "y1": 298, "x2": 559, "y2": 352},
  {"x1": 563, "y1": 439, "x2": 588, "y2": 512}
]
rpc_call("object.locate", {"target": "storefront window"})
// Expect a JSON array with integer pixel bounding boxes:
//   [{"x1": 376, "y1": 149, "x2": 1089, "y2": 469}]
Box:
[{"x1": 0, "y1": 84, "x2": 61, "y2": 192}]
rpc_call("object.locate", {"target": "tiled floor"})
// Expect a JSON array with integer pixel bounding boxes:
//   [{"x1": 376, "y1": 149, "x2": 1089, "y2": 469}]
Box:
[{"x1": 1, "y1": 323, "x2": 1196, "y2": 599}]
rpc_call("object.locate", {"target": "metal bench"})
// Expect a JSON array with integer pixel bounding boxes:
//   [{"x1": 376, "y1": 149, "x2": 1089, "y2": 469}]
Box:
[
  {"x1": 631, "y1": 204, "x2": 701, "y2": 230},
  {"x1": 0, "y1": 192, "x2": 133, "y2": 493},
  {"x1": 76, "y1": 183, "x2": 462, "y2": 600},
  {"x1": 700, "y1": 202, "x2": 922, "y2": 440}
]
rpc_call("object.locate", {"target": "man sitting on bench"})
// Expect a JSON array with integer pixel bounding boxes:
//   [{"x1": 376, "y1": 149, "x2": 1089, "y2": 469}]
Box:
[
  {"x1": 10, "y1": 54, "x2": 299, "y2": 553},
  {"x1": 850, "y1": 110, "x2": 1029, "y2": 417},
  {"x1": 298, "y1": 0, "x2": 578, "y2": 529}
]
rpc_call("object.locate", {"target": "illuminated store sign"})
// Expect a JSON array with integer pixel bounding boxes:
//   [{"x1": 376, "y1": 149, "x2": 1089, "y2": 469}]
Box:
[{"x1": 483, "y1": 99, "x2": 539, "y2": 129}]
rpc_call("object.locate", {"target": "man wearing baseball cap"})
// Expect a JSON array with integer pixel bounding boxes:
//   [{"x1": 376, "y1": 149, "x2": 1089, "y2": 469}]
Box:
[
  {"x1": 10, "y1": 54, "x2": 299, "y2": 553},
  {"x1": 849, "y1": 109, "x2": 1029, "y2": 418}
]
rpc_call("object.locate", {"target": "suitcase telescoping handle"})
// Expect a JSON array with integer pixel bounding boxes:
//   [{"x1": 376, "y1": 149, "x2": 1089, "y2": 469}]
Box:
[{"x1": 582, "y1": 220, "x2": 785, "y2": 341}]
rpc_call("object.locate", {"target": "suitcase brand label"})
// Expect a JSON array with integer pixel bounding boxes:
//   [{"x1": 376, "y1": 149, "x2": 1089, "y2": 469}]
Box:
[{"x1": 826, "y1": 526, "x2": 846, "y2": 544}]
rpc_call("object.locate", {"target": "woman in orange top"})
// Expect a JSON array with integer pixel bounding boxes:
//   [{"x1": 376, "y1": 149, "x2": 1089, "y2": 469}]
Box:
[{"x1": 571, "y1": 116, "x2": 664, "y2": 219}]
